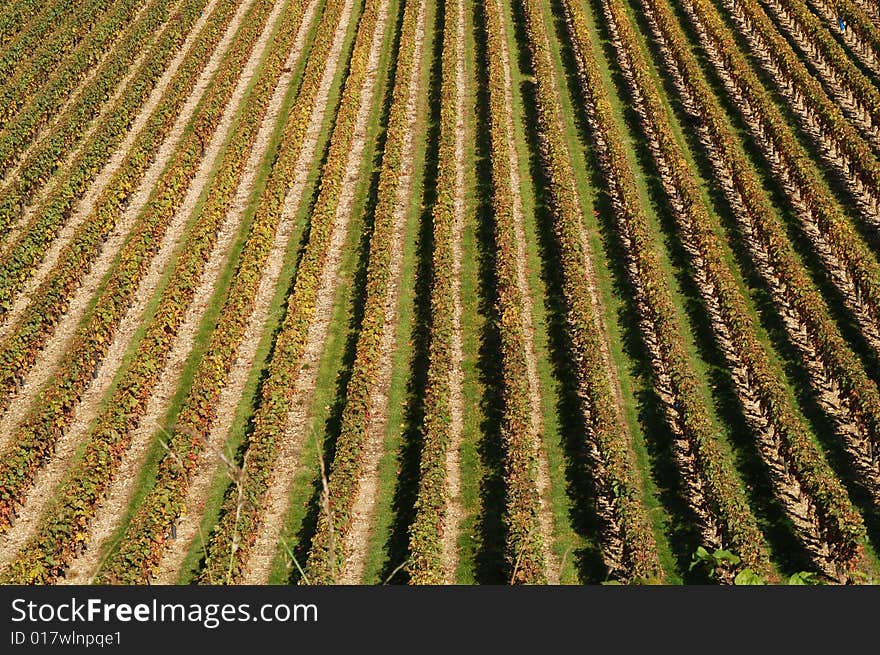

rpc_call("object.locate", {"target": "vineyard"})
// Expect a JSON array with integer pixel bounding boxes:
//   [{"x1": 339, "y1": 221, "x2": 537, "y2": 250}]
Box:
[{"x1": 0, "y1": 0, "x2": 879, "y2": 585}]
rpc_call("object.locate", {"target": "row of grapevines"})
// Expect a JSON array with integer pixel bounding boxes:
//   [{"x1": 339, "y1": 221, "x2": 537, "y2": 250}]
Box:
[
  {"x1": 0, "y1": 0, "x2": 279, "y2": 533},
  {"x1": 604, "y1": 0, "x2": 865, "y2": 581},
  {"x1": 840, "y1": 0, "x2": 880, "y2": 20},
  {"x1": 639, "y1": 0, "x2": 880, "y2": 505},
  {"x1": 202, "y1": 0, "x2": 386, "y2": 583},
  {"x1": 672, "y1": 0, "x2": 880, "y2": 362},
  {"x1": 831, "y1": 0, "x2": 880, "y2": 66},
  {"x1": 518, "y1": 0, "x2": 661, "y2": 582},
  {"x1": 0, "y1": 0, "x2": 140, "y2": 132},
  {"x1": 0, "y1": 0, "x2": 160, "y2": 269},
  {"x1": 197, "y1": 0, "x2": 385, "y2": 587},
  {"x1": 476, "y1": 0, "x2": 550, "y2": 584},
  {"x1": 0, "y1": 0, "x2": 310, "y2": 585},
  {"x1": 0, "y1": 0, "x2": 193, "y2": 218},
  {"x1": 802, "y1": 0, "x2": 880, "y2": 80},
  {"x1": 0, "y1": 0, "x2": 77, "y2": 84},
  {"x1": 97, "y1": 0, "x2": 361, "y2": 585},
  {"x1": 850, "y1": 0, "x2": 880, "y2": 19},
  {"x1": 407, "y1": 0, "x2": 465, "y2": 584},
  {"x1": 0, "y1": 0, "x2": 117, "y2": 127},
  {"x1": 763, "y1": 0, "x2": 880, "y2": 146},
  {"x1": 0, "y1": 0, "x2": 63, "y2": 51},
  {"x1": 0, "y1": 0, "x2": 239, "y2": 416},
  {"x1": 0, "y1": 0, "x2": 56, "y2": 51},
  {"x1": 298, "y1": 0, "x2": 426, "y2": 586},
  {"x1": 698, "y1": 0, "x2": 880, "y2": 227},
  {"x1": 558, "y1": 0, "x2": 773, "y2": 582}
]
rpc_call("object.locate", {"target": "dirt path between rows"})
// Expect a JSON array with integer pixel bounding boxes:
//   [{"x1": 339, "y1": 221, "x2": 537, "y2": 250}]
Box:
[
  {"x1": 62, "y1": 1, "x2": 317, "y2": 586},
  {"x1": 493, "y1": 0, "x2": 559, "y2": 585},
  {"x1": 0, "y1": 0, "x2": 238, "y2": 452},
  {"x1": 0, "y1": 0, "x2": 223, "y2": 340},
  {"x1": 439, "y1": 0, "x2": 467, "y2": 584},
  {"x1": 335, "y1": 0, "x2": 428, "y2": 586},
  {"x1": 149, "y1": 0, "x2": 341, "y2": 585},
  {"x1": 0, "y1": 0, "x2": 279, "y2": 569}
]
